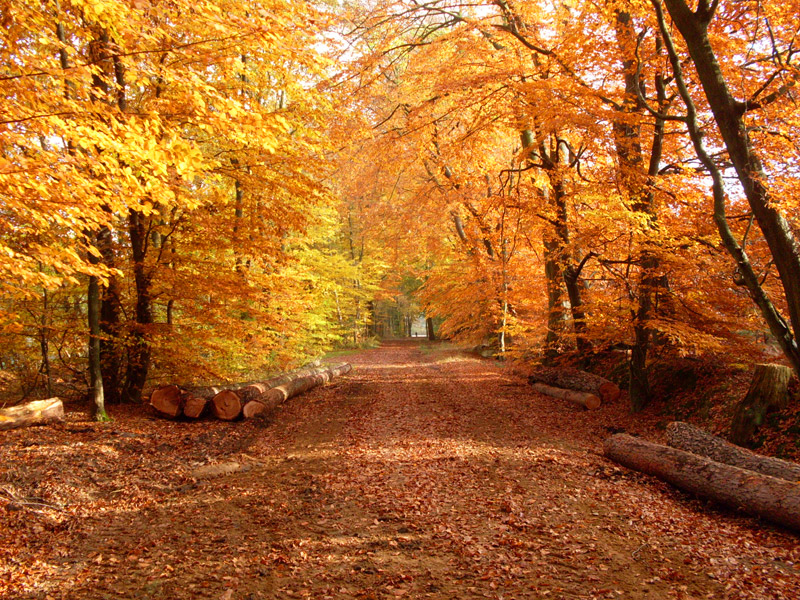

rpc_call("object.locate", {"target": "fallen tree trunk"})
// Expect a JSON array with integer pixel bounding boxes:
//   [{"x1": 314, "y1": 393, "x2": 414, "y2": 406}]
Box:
[
  {"x1": 149, "y1": 360, "x2": 323, "y2": 419},
  {"x1": 530, "y1": 382, "x2": 601, "y2": 410},
  {"x1": 604, "y1": 433, "x2": 800, "y2": 532},
  {"x1": 730, "y1": 364, "x2": 793, "y2": 447},
  {"x1": 242, "y1": 363, "x2": 352, "y2": 419},
  {"x1": 666, "y1": 421, "x2": 800, "y2": 483},
  {"x1": 0, "y1": 398, "x2": 64, "y2": 431},
  {"x1": 213, "y1": 364, "x2": 339, "y2": 421},
  {"x1": 528, "y1": 366, "x2": 620, "y2": 403}
]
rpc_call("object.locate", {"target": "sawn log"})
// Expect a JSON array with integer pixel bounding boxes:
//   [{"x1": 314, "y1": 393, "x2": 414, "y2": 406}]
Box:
[
  {"x1": 241, "y1": 363, "x2": 352, "y2": 419},
  {"x1": 530, "y1": 382, "x2": 601, "y2": 410},
  {"x1": 0, "y1": 398, "x2": 64, "y2": 431},
  {"x1": 666, "y1": 421, "x2": 800, "y2": 483},
  {"x1": 528, "y1": 366, "x2": 620, "y2": 403},
  {"x1": 604, "y1": 433, "x2": 800, "y2": 532},
  {"x1": 149, "y1": 360, "x2": 323, "y2": 419}
]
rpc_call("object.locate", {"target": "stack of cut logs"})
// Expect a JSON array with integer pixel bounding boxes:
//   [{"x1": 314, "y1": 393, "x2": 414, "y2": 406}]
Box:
[
  {"x1": 605, "y1": 422, "x2": 800, "y2": 532},
  {"x1": 150, "y1": 362, "x2": 352, "y2": 421},
  {"x1": 527, "y1": 366, "x2": 620, "y2": 410}
]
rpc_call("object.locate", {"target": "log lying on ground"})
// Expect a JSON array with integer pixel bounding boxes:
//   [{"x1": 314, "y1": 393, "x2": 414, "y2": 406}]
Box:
[
  {"x1": 529, "y1": 382, "x2": 601, "y2": 410},
  {"x1": 150, "y1": 360, "x2": 323, "y2": 419},
  {"x1": 0, "y1": 398, "x2": 64, "y2": 431},
  {"x1": 604, "y1": 433, "x2": 800, "y2": 532},
  {"x1": 528, "y1": 366, "x2": 620, "y2": 403},
  {"x1": 150, "y1": 384, "x2": 226, "y2": 419},
  {"x1": 666, "y1": 421, "x2": 800, "y2": 482},
  {"x1": 241, "y1": 363, "x2": 352, "y2": 419},
  {"x1": 213, "y1": 364, "x2": 336, "y2": 421},
  {"x1": 730, "y1": 363, "x2": 793, "y2": 447}
]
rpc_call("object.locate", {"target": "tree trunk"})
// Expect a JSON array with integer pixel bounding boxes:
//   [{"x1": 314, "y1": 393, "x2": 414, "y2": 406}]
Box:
[
  {"x1": 123, "y1": 208, "x2": 153, "y2": 404},
  {"x1": 604, "y1": 433, "x2": 800, "y2": 532},
  {"x1": 426, "y1": 317, "x2": 436, "y2": 341},
  {"x1": 88, "y1": 271, "x2": 108, "y2": 421},
  {"x1": 666, "y1": 421, "x2": 800, "y2": 482},
  {"x1": 528, "y1": 366, "x2": 620, "y2": 403},
  {"x1": 660, "y1": 0, "x2": 800, "y2": 376},
  {"x1": 98, "y1": 218, "x2": 122, "y2": 404},
  {"x1": 0, "y1": 398, "x2": 64, "y2": 431},
  {"x1": 529, "y1": 382, "x2": 601, "y2": 410},
  {"x1": 730, "y1": 364, "x2": 793, "y2": 447},
  {"x1": 208, "y1": 363, "x2": 348, "y2": 421}
]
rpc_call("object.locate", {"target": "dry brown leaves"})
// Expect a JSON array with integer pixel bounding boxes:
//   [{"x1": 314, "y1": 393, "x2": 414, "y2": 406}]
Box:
[{"x1": 1, "y1": 341, "x2": 799, "y2": 599}]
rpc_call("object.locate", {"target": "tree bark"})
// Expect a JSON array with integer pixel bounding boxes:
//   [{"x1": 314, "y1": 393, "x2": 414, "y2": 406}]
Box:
[
  {"x1": 666, "y1": 421, "x2": 800, "y2": 482},
  {"x1": 0, "y1": 398, "x2": 64, "y2": 431},
  {"x1": 730, "y1": 364, "x2": 793, "y2": 447},
  {"x1": 530, "y1": 382, "x2": 601, "y2": 410},
  {"x1": 604, "y1": 433, "x2": 800, "y2": 532},
  {"x1": 528, "y1": 366, "x2": 620, "y2": 403}
]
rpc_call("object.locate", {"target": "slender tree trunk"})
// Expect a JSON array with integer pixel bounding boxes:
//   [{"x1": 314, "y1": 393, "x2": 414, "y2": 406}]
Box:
[
  {"x1": 613, "y1": 11, "x2": 668, "y2": 410},
  {"x1": 38, "y1": 288, "x2": 53, "y2": 398},
  {"x1": 88, "y1": 269, "x2": 108, "y2": 420},
  {"x1": 97, "y1": 220, "x2": 122, "y2": 403},
  {"x1": 123, "y1": 209, "x2": 153, "y2": 403}
]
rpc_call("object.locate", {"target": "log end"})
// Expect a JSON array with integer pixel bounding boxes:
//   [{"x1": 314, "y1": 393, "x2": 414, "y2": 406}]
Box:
[
  {"x1": 242, "y1": 400, "x2": 267, "y2": 419},
  {"x1": 598, "y1": 382, "x2": 621, "y2": 403},
  {"x1": 150, "y1": 385, "x2": 183, "y2": 418},
  {"x1": 211, "y1": 390, "x2": 242, "y2": 420},
  {"x1": 183, "y1": 395, "x2": 209, "y2": 419}
]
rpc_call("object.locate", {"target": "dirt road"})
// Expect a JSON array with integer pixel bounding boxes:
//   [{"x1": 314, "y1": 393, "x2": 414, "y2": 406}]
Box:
[{"x1": 2, "y1": 341, "x2": 799, "y2": 599}]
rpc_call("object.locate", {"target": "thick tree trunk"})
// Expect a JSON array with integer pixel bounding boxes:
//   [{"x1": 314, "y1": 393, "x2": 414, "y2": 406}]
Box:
[
  {"x1": 666, "y1": 421, "x2": 800, "y2": 482},
  {"x1": 426, "y1": 317, "x2": 436, "y2": 341},
  {"x1": 730, "y1": 364, "x2": 793, "y2": 447},
  {"x1": 530, "y1": 382, "x2": 601, "y2": 410},
  {"x1": 0, "y1": 398, "x2": 64, "y2": 431},
  {"x1": 604, "y1": 433, "x2": 800, "y2": 532},
  {"x1": 528, "y1": 366, "x2": 620, "y2": 403}
]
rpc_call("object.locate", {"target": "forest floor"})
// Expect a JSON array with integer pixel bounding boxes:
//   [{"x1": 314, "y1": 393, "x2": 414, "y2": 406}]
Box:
[{"x1": 2, "y1": 340, "x2": 799, "y2": 600}]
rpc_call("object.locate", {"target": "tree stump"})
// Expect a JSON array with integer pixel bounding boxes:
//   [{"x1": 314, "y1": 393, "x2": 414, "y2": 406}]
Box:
[{"x1": 730, "y1": 364, "x2": 793, "y2": 447}]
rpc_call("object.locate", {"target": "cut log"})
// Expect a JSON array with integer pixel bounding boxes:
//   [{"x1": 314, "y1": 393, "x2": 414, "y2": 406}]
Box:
[
  {"x1": 730, "y1": 364, "x2": 794, "y2": 447},
  {"x1": 666, "y1": 421, "x2": 800, "y2": 482},
  {"x1": 243, "y1": 363, "x2": 353, "y2": 419},
  {"x1": 182, "y1": 391, "x2": 214, "y2": 419},
  {"x1": 149, "y1": 360, "x2": 324, "y2": 419},
  {"x1": 604, "y1": 433, "x2": 800, "y2": 532},
  {"x1": 211, "y1": 389, "x2": 244, "y2": 421},
  {"x1": 150, "y1": 385, "x2": 184, "y2": 418},
  {"x1": 528, "y1": 366, "x2": 620, "y2": 403},
  {"x1": 0, "y1": 398, "x2": 64, "y2": 431},
  {"x1": 530, "y1": 382, "x2": 601, "y2": 410}
]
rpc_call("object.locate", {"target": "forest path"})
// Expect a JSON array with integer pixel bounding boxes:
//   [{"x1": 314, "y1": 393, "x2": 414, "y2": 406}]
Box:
[{"x1": 3, "y1": 341, "x2": 799, "y2": 599}]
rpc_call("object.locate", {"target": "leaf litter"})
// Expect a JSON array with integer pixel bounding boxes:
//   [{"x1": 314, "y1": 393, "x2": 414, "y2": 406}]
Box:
[{"x1": 1, "y1": 340, "x2": 799, "y2": 599}]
